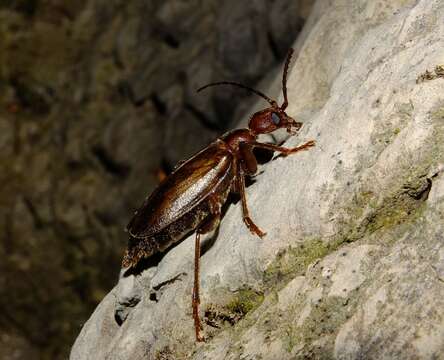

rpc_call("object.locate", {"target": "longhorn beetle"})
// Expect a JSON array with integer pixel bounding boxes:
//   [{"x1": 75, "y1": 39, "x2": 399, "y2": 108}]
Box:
[{"x1": 122, "y1": 49, "x2": 315, "y2": 341}]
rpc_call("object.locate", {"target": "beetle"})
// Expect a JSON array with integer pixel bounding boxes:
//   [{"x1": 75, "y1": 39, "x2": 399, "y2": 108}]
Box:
[{"x1": 122, "y1": 48, "x2": 315, "y2": 341}]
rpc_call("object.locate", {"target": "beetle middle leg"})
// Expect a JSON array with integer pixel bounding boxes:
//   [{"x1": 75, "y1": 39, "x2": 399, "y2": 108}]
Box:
[
  {"x1": 236, "y1": 143, "x2": 265, "y2": 238},
  {"x1": 192, "y1": 199, "x2": 221, "y2": 342},
  {"x1": 237, "y1": 167, "x2": 266, "y2": 238}
]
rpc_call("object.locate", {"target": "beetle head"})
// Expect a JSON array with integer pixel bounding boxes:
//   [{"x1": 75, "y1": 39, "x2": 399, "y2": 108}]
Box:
[
  {"x1": 197, "y1": 48, "x2": 302, "y2": 136},
  {"x1": 247, "y1": 102, "x2": 302, "y2": 136}
]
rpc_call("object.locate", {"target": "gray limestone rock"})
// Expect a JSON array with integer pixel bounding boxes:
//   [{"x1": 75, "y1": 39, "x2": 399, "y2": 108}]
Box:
[
  {"x1": 0, "y1": 1, "x2": 310, "y2": 357},
  {"x1": 71, "y1": 0, "x2": 444, "y2": 359}
]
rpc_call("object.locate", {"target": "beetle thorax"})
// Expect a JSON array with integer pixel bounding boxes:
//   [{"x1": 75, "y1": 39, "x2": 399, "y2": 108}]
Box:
[{"x1": 222, "y1": 129, "x2": 257, "y2": 153}]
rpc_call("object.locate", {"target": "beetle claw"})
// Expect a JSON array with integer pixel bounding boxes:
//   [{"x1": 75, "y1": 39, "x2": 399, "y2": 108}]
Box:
[
  {"x1": 288, "y1": 140, "x2": 316, "y2": 154},
  {"x1": 253, "y1": 226, "x2": 266, "y2": 238},
  {"x1": 244, "y1": 217, "x2": 266, "y2": 238},
  {"x1": 257, "y1": 230, "x2": 267, "y2": 238}
]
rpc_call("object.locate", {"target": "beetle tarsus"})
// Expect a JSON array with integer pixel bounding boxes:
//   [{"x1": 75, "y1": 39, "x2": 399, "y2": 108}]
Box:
[
  {"x1": 192, "y1": 288, "x2": 204, "y2": 341},
  {"x1": 288, "y1": 140, "x2": 316, "y2": 154},
  {"x1": 237, "y1": 167, "x2": 266, "y2": 238},
  {"x1": 244, "y1": 216, "x2": 266, "y2": 238}
]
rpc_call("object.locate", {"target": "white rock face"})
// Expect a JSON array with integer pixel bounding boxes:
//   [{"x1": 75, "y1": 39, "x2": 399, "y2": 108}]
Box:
[{"x1": 71, "y1": 0, "x2": 444, "y2": 358}]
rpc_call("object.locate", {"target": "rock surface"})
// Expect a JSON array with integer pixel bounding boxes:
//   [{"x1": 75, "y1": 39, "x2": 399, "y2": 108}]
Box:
[
  {"x1": 71, "y1": 0, "x2": 444, "y2": 359},
  {"x1": 0, "y1": 1, "x2": 311, "y2": 358}
]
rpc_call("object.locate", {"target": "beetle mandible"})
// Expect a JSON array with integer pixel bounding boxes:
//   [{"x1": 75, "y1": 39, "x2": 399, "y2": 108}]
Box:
[{"x1": 122, "y1": 48, "x2": 315, "y2": 341}]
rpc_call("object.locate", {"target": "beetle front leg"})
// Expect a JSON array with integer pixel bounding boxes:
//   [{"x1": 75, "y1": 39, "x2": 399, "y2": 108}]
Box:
[
  {"x1": 252, "y1": 140, "x2": 315, "y2": 156},
  {"x1": 238, "y1": 168, "x2": 266, "y2": 238}
]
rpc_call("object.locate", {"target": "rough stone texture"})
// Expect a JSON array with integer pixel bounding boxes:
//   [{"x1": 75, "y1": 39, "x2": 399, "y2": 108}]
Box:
[
  {"x1": 0, "y1": 1, "x2": 312, "y2": 358},
  {"x1": 67, "y1": 0, "x2": 443, "y2": 358},
  {"x1": 69, "y1": 0, "x2": 444, "y2": 358}
]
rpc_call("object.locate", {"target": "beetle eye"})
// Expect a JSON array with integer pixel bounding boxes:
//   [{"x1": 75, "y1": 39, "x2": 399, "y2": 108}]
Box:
[{"x1": 271, "y1": 112, "x2": 280, "y2": 125}]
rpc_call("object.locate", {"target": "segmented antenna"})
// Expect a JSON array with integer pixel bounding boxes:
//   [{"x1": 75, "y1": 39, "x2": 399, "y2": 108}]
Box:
[
  {"x1": 198, "y1": 48, "x2": 295, "y2": 110},
  {"x1": 281, "y1": 48, "x2": 294, "y2": 110}
]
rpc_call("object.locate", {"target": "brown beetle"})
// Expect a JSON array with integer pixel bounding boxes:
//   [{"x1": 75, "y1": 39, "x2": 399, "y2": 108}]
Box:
[{"x1": 122, "y1": 48, "x2": 315, "y2": 341}]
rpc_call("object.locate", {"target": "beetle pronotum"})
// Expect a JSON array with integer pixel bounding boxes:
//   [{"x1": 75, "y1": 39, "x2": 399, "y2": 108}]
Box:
[{"x1": 122, "y1": 48, "x2": 315, "y2": 341}]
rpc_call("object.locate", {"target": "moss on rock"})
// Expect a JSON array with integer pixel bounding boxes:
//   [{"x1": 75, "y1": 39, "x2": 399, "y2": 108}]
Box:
[{"x1": 205, "y1": 289, "x2": 265, "y2": 329}]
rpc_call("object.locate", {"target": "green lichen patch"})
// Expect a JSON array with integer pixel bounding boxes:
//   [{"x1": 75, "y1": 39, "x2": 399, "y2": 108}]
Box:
[
  {"x1": 154, "y1": 346, "x2": 175, "y2": 360},
  {"x1": 204, "y1": 304, "x2": 236, "y2": 328},
  {"x1": 226, "y1": 289, "x2": 265, "y2": 316},
  {"x1": 264, "y1": 238, "x2": 344, "y2": 290},
  {"x1": 339, "y1": 101, "x2": 444, "y2": 243},
  {"x1": 346, "y1": 184, "x2": 429, "y2": 244},
  {"x1": 300, "y1": 296, "x2": 356, "y2": 351},
  {"x1": 370, "y1": 101, "x2": 413, "y2": 153},
  {"x1": 431, "y1": 106, "x2": 444, "y2": 121},
  {"x1": 278, "y1": 292, "x2": 362, "y2": 359},
  {"x1": 204, "y1": 289, "x2": 264, "y2": 329}
]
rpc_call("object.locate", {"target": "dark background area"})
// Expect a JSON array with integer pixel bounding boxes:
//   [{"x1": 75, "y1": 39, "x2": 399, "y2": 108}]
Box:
[{"x1": 0, "y1": 0, "x2": 313, "y2": 358}]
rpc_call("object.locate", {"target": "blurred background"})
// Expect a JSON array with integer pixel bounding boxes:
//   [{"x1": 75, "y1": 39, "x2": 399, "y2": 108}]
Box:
[{"x1": 0, "y1": 0, "x2": 314, "y2": 358}]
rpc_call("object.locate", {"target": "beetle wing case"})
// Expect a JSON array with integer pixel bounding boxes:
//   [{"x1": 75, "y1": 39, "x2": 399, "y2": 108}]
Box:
[{"x1": 127, "y1": 139, "x2": 234, "y2": 239}]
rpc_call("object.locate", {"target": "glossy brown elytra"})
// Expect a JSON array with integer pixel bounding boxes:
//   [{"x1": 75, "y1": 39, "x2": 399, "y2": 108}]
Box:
[{"x1": 122, "y1": 48, "x2": 315, "y2": 341}]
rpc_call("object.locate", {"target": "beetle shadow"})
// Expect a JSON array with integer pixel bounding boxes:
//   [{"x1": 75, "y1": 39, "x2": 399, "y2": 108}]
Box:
[
  {"x1": 201, "y1": 226, "x2": 220, "y2": 256},
  {"x1": 253, "y1": 147, "x2": 274, "y2": 165},
  {"x1": 122, "y1": 225, "x2": 219, "y2": 279},
  {"x1": 120, "y1": 226, "x2": 204, "y2": 278},
  {"x1": 121, "y1": 251, "x2": 169, "y2": 278},
  {"x1": 199, "y1": 188, "x2": 245, "y2": 255}
]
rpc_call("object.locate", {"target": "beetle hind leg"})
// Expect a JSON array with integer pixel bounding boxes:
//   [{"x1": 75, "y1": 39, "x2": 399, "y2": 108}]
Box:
[
  {"x1": 192, "y1": 202, "x2": 221, "y2": 342},
  {"x1": 193, "y1": 232, "x2": 204, "y2": 341}
]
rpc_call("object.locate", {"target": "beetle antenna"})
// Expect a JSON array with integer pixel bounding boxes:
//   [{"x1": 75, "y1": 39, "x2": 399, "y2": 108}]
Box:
[
  {"x1": 281, "y1": 48, "x2": 294, "y2": 110},
  {"x1": 197, "y1": 81, "x2": 276, "y2": 107}
]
